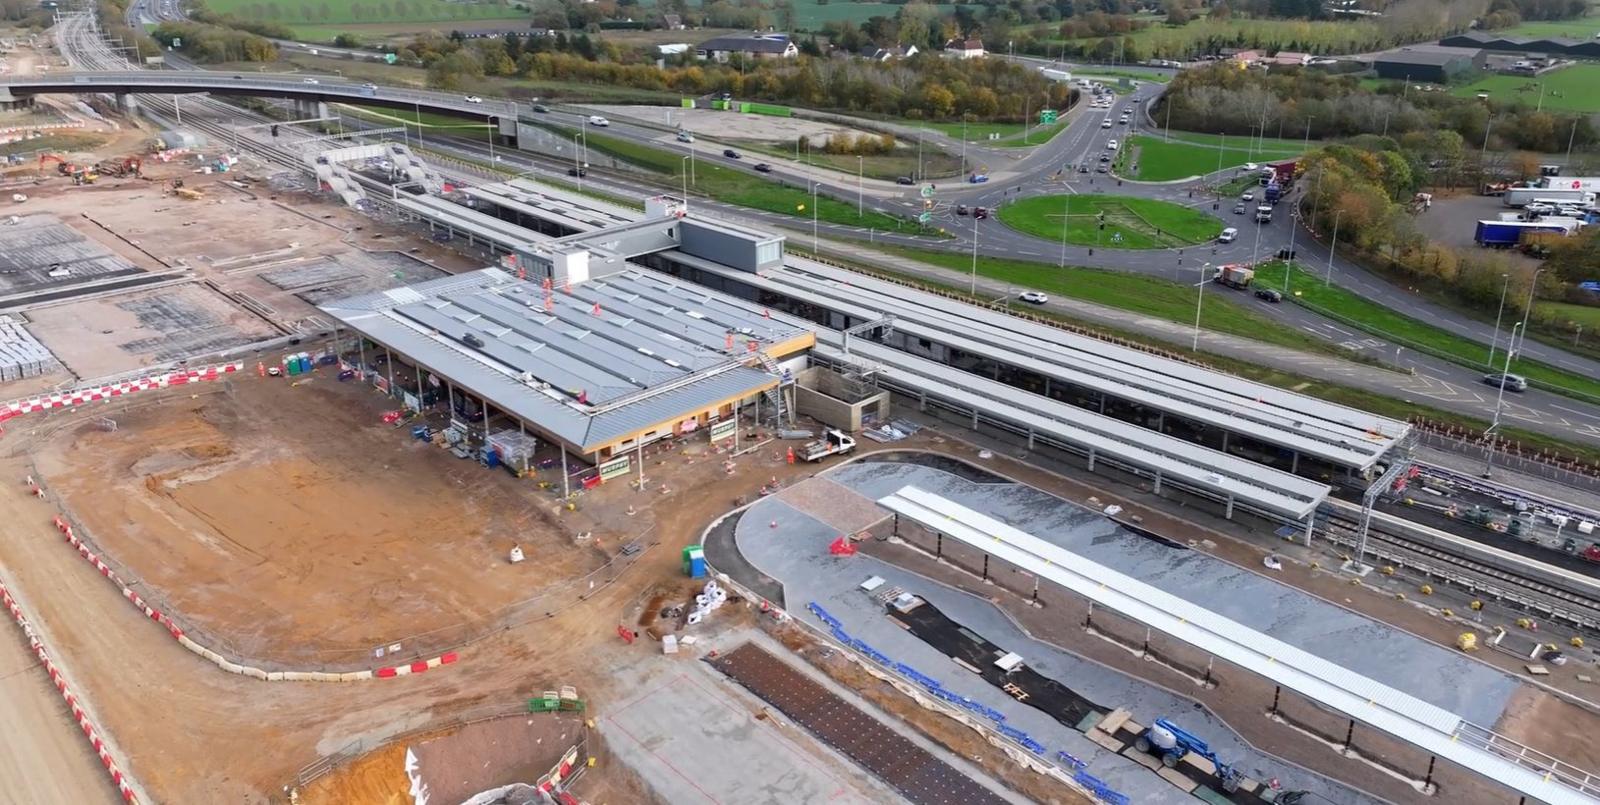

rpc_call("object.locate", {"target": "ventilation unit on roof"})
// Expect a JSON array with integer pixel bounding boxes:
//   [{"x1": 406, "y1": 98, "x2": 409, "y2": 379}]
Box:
[
  {"x1": 738, "y1": 327, "x2": 753, "y2": 335},
  {"x1": 1206, "y1": 473, "x2": 1224, "y2": 485},
  {"x1": 520, "y1": 372, "x2": 534, "y2": 383}
]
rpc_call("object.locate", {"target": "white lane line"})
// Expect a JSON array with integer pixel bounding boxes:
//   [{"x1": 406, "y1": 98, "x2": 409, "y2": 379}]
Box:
[{"x1": 1550, "y1": 403, "x2": 1600, "y2": 422}]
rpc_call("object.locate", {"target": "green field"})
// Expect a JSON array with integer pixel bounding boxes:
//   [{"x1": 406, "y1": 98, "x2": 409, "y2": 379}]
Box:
[
  {"x1": 997, "y1": 194, "x2": 1223, "y2": 249},
  {"x1": 1254, "y1": 262, "x2": 1600, "y2": 402},
  {"x1": 1451, "y1": 63, "x2": 1600, "y2": 113},
  {"x1": 1128, "y1": 133, "x2": 1305, "y2": 181},
  {"x1": 1542, "y1": 300, "x2": 1600, "y2": 329},
  {"x1": 204, "y1": 0, "x2": 525, "y2": 28},
  {"x1": 1039, "y1": 17, "x2": 1388, "y2": 58},
  {"x1": 1495, "y1": 17, "x2": 1600, "y2": 39},
  {"x1": 920, "y1": 117, "x2": 1066, "y2": 145},
  {"x1": 729, "y1": 140, "x2": 964, "y2": 181},
  {"x1": 878, "y1": 245, "x2": 1326, "y2": 351},
  {"x1": 792, "y1": 1, "x2": 956, "y2": 28},
  {"x1": 542, "y1": 124, "x2": 928, "y2": 233},
  {"x1": 1076, "y1": 70, "x2": 1170, "y2": 85}
]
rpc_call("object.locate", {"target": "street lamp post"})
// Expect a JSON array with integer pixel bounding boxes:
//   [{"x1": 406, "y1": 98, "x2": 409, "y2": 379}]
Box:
[
  {"x1": 1566, "y1": 118, "x2": 1579, "y2": 166},
  {"x1": 1059, "y1": 192, "x2": 1070, "y2": 269},
  {"x1": 680, "y1": 155, "x2": 690, "y2": 212},
  {"x1": 1513, "y1": 266, "x2": 1545, "y2": 356},
  {"x1": 1325, "y1": 208, "x2": 1342, "y2": 287},
  {"x1": 569, "y1": 135, "x2": 582, "y2": 193},
  {"x1": 1487, "y1": 272, "x2": 1510, "y2": 367},
  {"x1": 1483, "y1": 321, "x2": 1521, "y2": 478},
  {"x1": 970, "y1": 213, "x2": 979, "y2": 295},
  {"x1": 812, "y1": 181, "x2": 819, "y2": 253},
  {"x1": 857, "y1": 155, "x2": 863, "y2": 216},
  {"x1": 1193, "y1": 262, "x2": 1211, "y2": 351}
]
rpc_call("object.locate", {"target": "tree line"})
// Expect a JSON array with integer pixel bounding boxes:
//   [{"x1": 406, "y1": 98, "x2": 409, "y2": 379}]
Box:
[
  {"x1": 151, "y1": 21, "x2": 278, "y2": 62},
  {"x1": 410, "y1": 32, "x2": 1071, "y2": 121},
  {"x1": 1296, "y1": 134, "x2": 1592, "y2": 343},
  {"x1": 1157, "y1": 63, "x2": 1599, "y2": 153}
]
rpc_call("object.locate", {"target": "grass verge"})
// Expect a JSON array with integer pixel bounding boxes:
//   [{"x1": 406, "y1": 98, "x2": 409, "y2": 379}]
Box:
[
  {"x1": 540, "y1": 123, "x2": 931, "y2": 233},
  {"x1": 1129, "y1": 134, "x2": 1304, "y2": 181},
  {"x1": 875, "y1": 245, "x2": 1330, "y2": 354},
  {"x1": 1254, "y1": 261, "x2": 1600, "y2": 403},
  {"x1": 997, "y1": 194, "x2": 1222, "y2": 249}
]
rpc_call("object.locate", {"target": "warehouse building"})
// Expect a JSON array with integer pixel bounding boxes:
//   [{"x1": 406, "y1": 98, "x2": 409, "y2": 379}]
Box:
[{"x1": 1370, "y1": 45, "x2": 1485, "y2": 83}]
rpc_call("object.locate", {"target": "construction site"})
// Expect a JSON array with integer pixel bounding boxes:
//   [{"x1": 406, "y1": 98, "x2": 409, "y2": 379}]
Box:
[{"x1": 5, "y1": 12, "x2": 1600, "y2": 805}]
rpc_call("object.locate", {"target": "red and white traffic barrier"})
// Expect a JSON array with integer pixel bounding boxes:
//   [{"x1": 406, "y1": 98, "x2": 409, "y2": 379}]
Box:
[
  {"x1": 0, "y1": 579, "x2": 141, "y2": 803},
  {"x1": 0, "y1": 362, "x2": 244, "y2": 425},
  {"x1": 46, "y1": 511, "x2": 462, "y2": 682}
]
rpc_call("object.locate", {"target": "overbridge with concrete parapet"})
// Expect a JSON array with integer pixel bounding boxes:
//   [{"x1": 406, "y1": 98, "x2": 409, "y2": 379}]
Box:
[{"x1": 0, "y1": 70, "x2": 524, "y2": 140}]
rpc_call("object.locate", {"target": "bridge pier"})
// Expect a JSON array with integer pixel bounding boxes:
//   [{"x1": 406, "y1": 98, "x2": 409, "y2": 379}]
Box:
[
  {"x1": 115, "y1": 93, "x2": 138, "y2": 114},
  {"x1": 292, "y1": 98, "x2": 329, "y2": 123},
  {"x1": 0, "y1": 87, "x2": 32, "y2": 112}
]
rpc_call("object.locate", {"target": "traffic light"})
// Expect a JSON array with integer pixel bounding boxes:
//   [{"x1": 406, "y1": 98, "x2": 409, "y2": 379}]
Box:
[{"x1": 270, "y1": 124, "x2": 280, "y2": 137}]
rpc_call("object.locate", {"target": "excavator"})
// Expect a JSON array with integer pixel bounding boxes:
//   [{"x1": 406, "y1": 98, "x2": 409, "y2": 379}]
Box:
[
  {"x1": 95, "y1": 156, "x2": 142, "y2": 178},
  {"x1": 37, "y1": 153, "x2": 97, "y2": 185}
]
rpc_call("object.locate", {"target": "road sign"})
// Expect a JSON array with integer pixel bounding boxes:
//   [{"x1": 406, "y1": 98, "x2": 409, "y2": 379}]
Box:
[
  {"x1": 1039, "y1": 110, "x2": 1058, "y2": 125},
  {"x1": 918, "y1": 212, "x2": 932, "y2": 224},
  {"x1": 384, "y1": 53, "x2": 398, "y2": 65},
  {"x1": 920, "y1": 184, "x2": 935, "y2": 198}
]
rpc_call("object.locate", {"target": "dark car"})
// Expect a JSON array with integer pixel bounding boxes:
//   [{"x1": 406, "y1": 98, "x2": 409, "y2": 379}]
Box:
[
  {"x1": 532, "y1": 104, "x2": 550, "y2": 113},
  {"x1": 973, "y1": 207, "x2": 989, "y2": 219},
  {"x1": 896, "y1": 176, "x2": 914, "y2": 185},
  {"x1": 1254, "y1": 288, "x2": 1283, "y2": 303},
  {"x1": 1275, "y1": 247, "x2": 1298, "y2": 260},
  {"x1": 567, "y1": 167, "x2": 586, "y2": 177},
  {"x1": 723, "y1": 149, "x2": 740, "y2": 159},
  {"x1": 1098, "y1": 154, "x2": 1110, "y2": 162},
  {"x1": 956, "y1": 204, "x2": 969, "y2": 216},
  {"x1": 719, "y1": 91, "x2": 733, "y2": 101},
  {"x1": 753, "y1": 163, "x2": 772, "y2": 173}
]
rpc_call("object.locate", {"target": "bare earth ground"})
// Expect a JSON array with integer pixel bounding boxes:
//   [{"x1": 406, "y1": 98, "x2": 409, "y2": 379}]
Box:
[
  {"x1": 31, "y1": 375, "x2": 611, "y2": 666},
  {"x1": 0, "y1": 381, "x2": 830, "y2": 803},
  {"x1": 0, "y1": 607, "x2": 120, "y2": 805}
]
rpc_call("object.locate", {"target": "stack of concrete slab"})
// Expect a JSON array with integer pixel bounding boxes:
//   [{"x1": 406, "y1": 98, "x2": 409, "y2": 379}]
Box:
[{"x1": 0, "y1": 315, "x2": 57, "y2": 381}]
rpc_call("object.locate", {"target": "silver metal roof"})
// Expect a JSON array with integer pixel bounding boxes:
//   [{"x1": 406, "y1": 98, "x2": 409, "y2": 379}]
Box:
[
  {"x1": 462, "y1": 178, "x2": 637, "y2": 233},
  {"x1": 396, "y1": 195, "x2": 545, "y2": 251},
  {"x1": 820, "y1": 333, "x2": 1328, "y2": 518},
  {"x1": 770, "y1": 255, "x2": 1405, "y2": 468},
  {"x1": 879, "y1": 486, "x2": 1600, "y2": 805},
  {"x1": 321, "y1": 268, "x2": 806, "y2": 451}
]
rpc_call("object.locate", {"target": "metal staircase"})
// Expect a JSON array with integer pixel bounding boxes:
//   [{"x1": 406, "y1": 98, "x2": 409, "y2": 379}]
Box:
[
  {"x1": 386, "y1": 144, "x2": 445, "y2": 194},
  {"x1": 754, "y1": 351, "x2": 791, "y2": 425},
  {"x1": 308, "y1": 154, "x2": 367, "y2": 208}
]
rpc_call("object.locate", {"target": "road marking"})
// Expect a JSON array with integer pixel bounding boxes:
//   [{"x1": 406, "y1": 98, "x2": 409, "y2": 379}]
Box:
[{"x1": 1551, "y1": 403, "x2": 1600, "y2": 422}]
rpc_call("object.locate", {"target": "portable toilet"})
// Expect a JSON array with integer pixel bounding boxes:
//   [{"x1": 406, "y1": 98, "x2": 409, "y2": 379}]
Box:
[
  {"x1": 681, "y1": 545, "x2": 706, "y2": 578},
  {"x1": 284, "y1": 355, "x2": 300, "y2": 376},
  {"x1": 298, "y1": 352, "x2": 312, "y2": 373}
]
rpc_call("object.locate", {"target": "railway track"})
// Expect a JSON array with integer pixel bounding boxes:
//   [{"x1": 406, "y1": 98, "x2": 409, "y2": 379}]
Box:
[{"x1": 1320, "y1": 506, "x2": 1600, "y2": 632}]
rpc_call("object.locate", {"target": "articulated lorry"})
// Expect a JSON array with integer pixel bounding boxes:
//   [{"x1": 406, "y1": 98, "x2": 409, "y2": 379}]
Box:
[
  {"x1": 1474, "y1": 219, "x2": 1573, "y2": 248},
  {"x1": 1504, "y1": 187, "x2": 1593, "y2": 208}
]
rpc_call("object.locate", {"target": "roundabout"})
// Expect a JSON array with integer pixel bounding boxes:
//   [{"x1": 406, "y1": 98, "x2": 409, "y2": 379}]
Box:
[{"x1": 995, "y1": 194, "x2": 1224, "y2": 250}]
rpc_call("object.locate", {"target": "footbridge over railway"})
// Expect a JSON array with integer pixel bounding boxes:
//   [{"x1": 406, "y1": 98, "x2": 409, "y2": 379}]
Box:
[{"x1": 0, "y1": 70, "x2": 525, "y2": 140}]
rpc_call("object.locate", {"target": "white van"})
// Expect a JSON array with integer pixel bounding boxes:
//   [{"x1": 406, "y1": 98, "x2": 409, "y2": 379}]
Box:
[
  {"x1": 587, "y1": 115, "x2": 610, "y2": 127},
  {"x1": 1218, "y1": 227, "x2": 1238, "y2": 243}
]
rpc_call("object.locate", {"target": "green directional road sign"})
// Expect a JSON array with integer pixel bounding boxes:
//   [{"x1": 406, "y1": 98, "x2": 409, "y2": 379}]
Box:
[
  {"x1": 918, "y1": 212, "x2": 932, "y2": 224},
  {"x1": 920, "y1": 185, "x2": 935, "y2": 199},
  {"x1": 1039, "y1": 109, "x2": 1058, "y2": 125},
  {"x1": 384, "y1": 53, "x2": 398, "y2": 64}
]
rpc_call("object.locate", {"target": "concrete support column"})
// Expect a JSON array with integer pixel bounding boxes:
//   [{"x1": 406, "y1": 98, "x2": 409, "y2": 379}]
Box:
[
  {"x1": 971, "y1": 409, "x2": 979, "y2": 429},
  {"x1": 1043, "y1": 377, "x2": 1051, "y2": 398},
  {"x1": 1154, "y1": 411, "x2": 1164, "y2": 432},
  {"x1": 1086, "y1": 447, "x2": 1096, "y2": 472},
  {"x1": 1303, "y1": 515, "x2": 1315, "y2": 547},
  {"x1": 919, "y1": 391, "x2": 927, "y2": 412},
  {"x1": 560, "y1": 445, "x2": 570, "y2": 500},
  {"x1": 356, "y1": 338, "x2": 367, "y2": 374},
  {"x1": 384, "y1": 346, "x2": 395, "y2": 396},
  {"x1": 1224, "y1": 494, "x2": 1235, "y2": 520},
  {"x1": 1221, "y1": 431, "x2": 1230, "y2": 453},
  {"x1": 1152, "y1": 470, "x2": 1162, "y2": 495},
  {"x1": 1290, "y1": 450, "x2": 1300, "y2": 474},
  {"x1": 115, "y1": 93, "x2": 137, "y2": 113},
  {"x1": 1026, "y1": 427, "x2": 1035, "y2": 450},
  {"x1": 635, "y1": 441, "x2": 646, "y2": 493}
]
